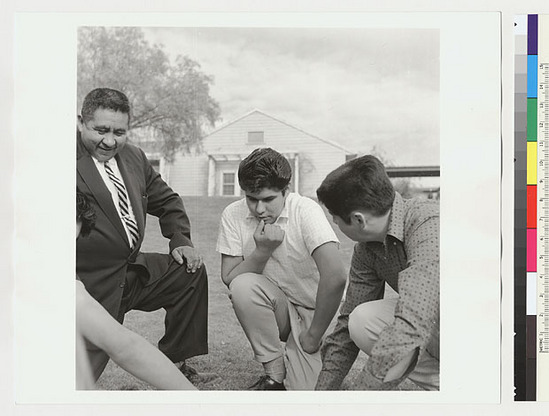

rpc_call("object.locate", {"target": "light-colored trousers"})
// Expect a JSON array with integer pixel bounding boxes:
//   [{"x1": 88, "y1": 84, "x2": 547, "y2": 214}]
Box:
[
  {"x1": 348, "y1": 297, "x2": 440, "y2": 390},
  {"x1": 229, "y1": 272, "x2": 336, "y2": 390}
]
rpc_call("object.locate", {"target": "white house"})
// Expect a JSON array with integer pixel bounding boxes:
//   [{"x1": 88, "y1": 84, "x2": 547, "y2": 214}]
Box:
[{"x1": 164, "y1": 109, "x2": 355, "y2": 198}]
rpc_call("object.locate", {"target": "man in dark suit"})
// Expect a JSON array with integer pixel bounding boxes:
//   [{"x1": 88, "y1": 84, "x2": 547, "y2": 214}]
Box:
[{"x1": 76, "y1": 88, "x2": 210, "y2": 383}]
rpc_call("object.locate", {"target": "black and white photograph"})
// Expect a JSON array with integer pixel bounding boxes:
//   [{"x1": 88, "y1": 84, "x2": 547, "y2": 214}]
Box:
[{"x1": 74, "y1": 25, "x2": 440, "y2": 392}]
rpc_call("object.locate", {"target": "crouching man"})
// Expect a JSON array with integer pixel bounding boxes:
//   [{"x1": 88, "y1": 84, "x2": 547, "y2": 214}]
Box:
[
  {"x1": 315, "y1": 155, "x2": 440, "y2": 390},
  {"x1": 216, "y1": 148, "x2": 347, "y2": 390}
]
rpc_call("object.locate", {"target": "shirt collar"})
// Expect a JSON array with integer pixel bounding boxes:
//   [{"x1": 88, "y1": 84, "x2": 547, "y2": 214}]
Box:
[
  {"x1": 91, "y1": 155, "x2": 119, "y2": 169},
  {"x1": 277, "y1": 198, "x2": 290, "y2": 221},
  {"x1": 385, "y1": 192, "x2": 405, "y2": 242}
]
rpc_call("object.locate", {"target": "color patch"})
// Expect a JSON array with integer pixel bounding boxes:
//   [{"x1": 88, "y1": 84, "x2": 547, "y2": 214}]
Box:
[
  {"x1": 528, "y1": 185, "x2": 537, "y2": 228},
  {"x1": 529, "y1": 55, "x2": 539, "y2": 98},
  {"x1": 527, "y1": 272, "x2": 538, "y2": 315},
  {"x1": 527, "y1": 141, "x2": 538, "y2": 185},
  {"x1": 527, "y1": 98, "x2": 538, "y2": 141},
  {"x1": 528, "y1": 14, "x2": 538, "y2": 54},
  {"x1": 528, "y1": 228, "x2": 537, "y2": 272}
]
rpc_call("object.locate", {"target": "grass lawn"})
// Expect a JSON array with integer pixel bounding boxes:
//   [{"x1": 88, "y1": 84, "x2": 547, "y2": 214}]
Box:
[{"x1": 96, "y1": 196, "x2": 419, "y2": 391}]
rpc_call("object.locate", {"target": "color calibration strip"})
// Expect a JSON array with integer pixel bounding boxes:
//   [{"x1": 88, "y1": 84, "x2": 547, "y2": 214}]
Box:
[
  {"x1": 527, "y1": 14, "x2": 538, "y2": 402},
  {"x1": 526, "y1": 15, "x2": 538, "y2": 400},
  {"x1": 515, "y1": 14, "x2": 528, "y2": 401},
  {"x1": 515, "y1": 14, "x2": 549, "y2": 401}
]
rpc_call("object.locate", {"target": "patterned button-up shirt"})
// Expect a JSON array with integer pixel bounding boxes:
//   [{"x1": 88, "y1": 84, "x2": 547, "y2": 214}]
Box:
[{"x1": 316, "y1": 192, "x2": 439, "y2": 389}]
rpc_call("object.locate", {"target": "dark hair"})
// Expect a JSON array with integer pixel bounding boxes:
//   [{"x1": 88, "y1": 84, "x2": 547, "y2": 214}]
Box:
[
  {"x1": 77, "y1": 190, "x2": 96, "y2": 237},
  {"x1": 80, "y1": 88, "x2": 131, "y2": 123},
  {"x1": 316, "y1": 155, "x2": 395, "y2": 223},
  {"x1": 238, "y1": 148, "x2": 292, "y2": 193}
]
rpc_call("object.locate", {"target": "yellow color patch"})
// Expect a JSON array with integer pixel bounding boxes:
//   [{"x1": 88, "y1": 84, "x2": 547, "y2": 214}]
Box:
[{"x1": 527, "y1": 141, "x2": 537, "y2": 185}]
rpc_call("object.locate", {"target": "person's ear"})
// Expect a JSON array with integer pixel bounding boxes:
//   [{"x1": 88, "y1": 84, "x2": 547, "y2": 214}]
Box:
[
  {"x1": 350, "y1": 211, "x2": 366, "y2": 228},
  {"x1": 77, "y1": 115, "x2": 84, "y2": 132}
]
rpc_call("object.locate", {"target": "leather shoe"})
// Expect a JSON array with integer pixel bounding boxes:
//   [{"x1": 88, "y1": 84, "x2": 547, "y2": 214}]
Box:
[
  {"x1": 248, "y1": 375, "x2": 286, "y2": 390},
  {"x1": 177, "y1": 362, "x2": 219, "y2": 384}
]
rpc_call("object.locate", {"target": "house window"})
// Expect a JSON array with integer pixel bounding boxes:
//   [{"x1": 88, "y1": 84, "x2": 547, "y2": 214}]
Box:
[
  {"x1": 247, "y1": 131, "x2": 264, "y2": 144},
  {"x1": 222, "y1": 172, "x2": 236, "y2": 196}
]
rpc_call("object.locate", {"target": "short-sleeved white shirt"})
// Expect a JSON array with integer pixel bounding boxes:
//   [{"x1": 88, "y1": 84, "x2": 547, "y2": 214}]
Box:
[{"x1": 216, "y1": 193, "x2": 339, "y2": 309}]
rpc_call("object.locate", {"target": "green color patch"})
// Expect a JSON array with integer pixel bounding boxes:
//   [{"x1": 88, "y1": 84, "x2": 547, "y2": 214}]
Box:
[{"x1": 527, "y1": 98, "x2": 538, "y2": 141}]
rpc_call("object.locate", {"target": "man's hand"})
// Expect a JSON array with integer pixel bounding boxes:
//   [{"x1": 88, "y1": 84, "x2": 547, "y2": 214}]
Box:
[
  {"x1": 299, "y1": 329, "x2": 322, "y2": 354},
  {"x1": 253, "y1": 220, "x2": 285, "y2": 255},
  {"x1": 171, "y1": 246, "x2": 204, "y2": 273}
]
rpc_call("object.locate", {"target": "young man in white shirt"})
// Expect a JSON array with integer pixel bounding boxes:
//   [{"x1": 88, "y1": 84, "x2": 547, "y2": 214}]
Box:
[{"x1": 217, "y1": 148, "x2": 347, "y2": 390}]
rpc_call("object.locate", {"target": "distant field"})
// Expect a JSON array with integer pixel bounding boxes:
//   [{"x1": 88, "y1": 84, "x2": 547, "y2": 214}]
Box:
[{"x1": 96, "y1": 196, "x2": 418, "y2": 391}]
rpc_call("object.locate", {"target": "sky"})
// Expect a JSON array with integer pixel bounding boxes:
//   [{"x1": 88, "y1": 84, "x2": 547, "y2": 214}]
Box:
[{"x1": 142, "y1": 26, "x2": 440, "y2": 168}]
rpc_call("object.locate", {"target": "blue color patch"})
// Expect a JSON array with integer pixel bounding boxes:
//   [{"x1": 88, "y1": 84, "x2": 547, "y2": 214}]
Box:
[{"x1": 528, "y1": 54, "x2": 538, "y2": 98}]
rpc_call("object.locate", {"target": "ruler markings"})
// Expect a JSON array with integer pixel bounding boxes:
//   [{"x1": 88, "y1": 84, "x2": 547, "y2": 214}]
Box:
[{"x1": 536, "y1": 14, "x2": 549, "y2": 401}]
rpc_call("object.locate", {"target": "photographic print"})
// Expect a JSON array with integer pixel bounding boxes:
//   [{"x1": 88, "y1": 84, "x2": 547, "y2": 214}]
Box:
[
  {"x1": 75, "y1": 25, "x2": 440, "y2": 391},
  {"x1": 14, "y1": 11, "x2": 500, "y2": 406}
]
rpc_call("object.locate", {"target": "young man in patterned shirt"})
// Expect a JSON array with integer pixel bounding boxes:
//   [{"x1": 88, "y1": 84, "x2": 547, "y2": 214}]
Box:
[
  {"x1": 315, "y1": 155, "x2": 440, "y2": 390},
  {"x1": 217, "y1": 148, "x2": 347, "y2": 390}
]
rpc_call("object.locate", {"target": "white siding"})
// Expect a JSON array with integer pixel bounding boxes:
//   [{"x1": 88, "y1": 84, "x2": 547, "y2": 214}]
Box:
[
  {"x1": 167, "y1": 111, "x2": 352, "y2": 197},
  {"x1": 168, "y1": 152, "x2": 209, "y2": 196}
]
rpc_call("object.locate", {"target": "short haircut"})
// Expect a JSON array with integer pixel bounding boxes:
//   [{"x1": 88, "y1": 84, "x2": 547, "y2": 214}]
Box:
[
  {"x1": 316, "y1": 155, "x2": 395, "y2": 223},
  {"x1": 238, "y1": 148, "x2": 292, "y2": 193},
  {"x1": 80, "y1": 88, "x2": 131, "y2": 123},
  {"x1": 77, "y1": 190, "x2": 96, "y2": 237}
]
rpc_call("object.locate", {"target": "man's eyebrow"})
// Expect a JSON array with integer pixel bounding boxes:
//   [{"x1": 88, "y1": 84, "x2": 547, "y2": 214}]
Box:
[{"x1": 246, "y1": 194, "x2": 278, "y2": 201}]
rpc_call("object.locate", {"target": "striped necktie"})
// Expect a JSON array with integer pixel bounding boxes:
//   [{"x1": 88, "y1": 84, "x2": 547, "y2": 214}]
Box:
[{"x1": 104, "y1": 160, "x2": 140, "y2": 248}]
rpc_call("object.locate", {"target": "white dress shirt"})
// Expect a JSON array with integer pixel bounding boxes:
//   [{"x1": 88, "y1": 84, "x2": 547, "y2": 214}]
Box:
[{"x1": 92, "y1": 156, "x2": 139, "y2": 246}]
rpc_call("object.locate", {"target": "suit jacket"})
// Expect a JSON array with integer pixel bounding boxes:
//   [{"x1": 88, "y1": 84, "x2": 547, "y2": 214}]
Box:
[{"x1": 76, "y1": 134, "x2": 193, "y2": 318}]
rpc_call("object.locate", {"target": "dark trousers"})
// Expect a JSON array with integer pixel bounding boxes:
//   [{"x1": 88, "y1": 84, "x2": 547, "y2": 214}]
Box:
[{"x1": 88, "y1": 252, "x2": 209, "y2": 381}]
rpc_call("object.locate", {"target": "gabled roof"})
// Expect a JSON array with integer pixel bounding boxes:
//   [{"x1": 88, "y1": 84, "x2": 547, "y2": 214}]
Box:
[{"x1": 204, "y1": 109, "x2": 354, "y2": 154}]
